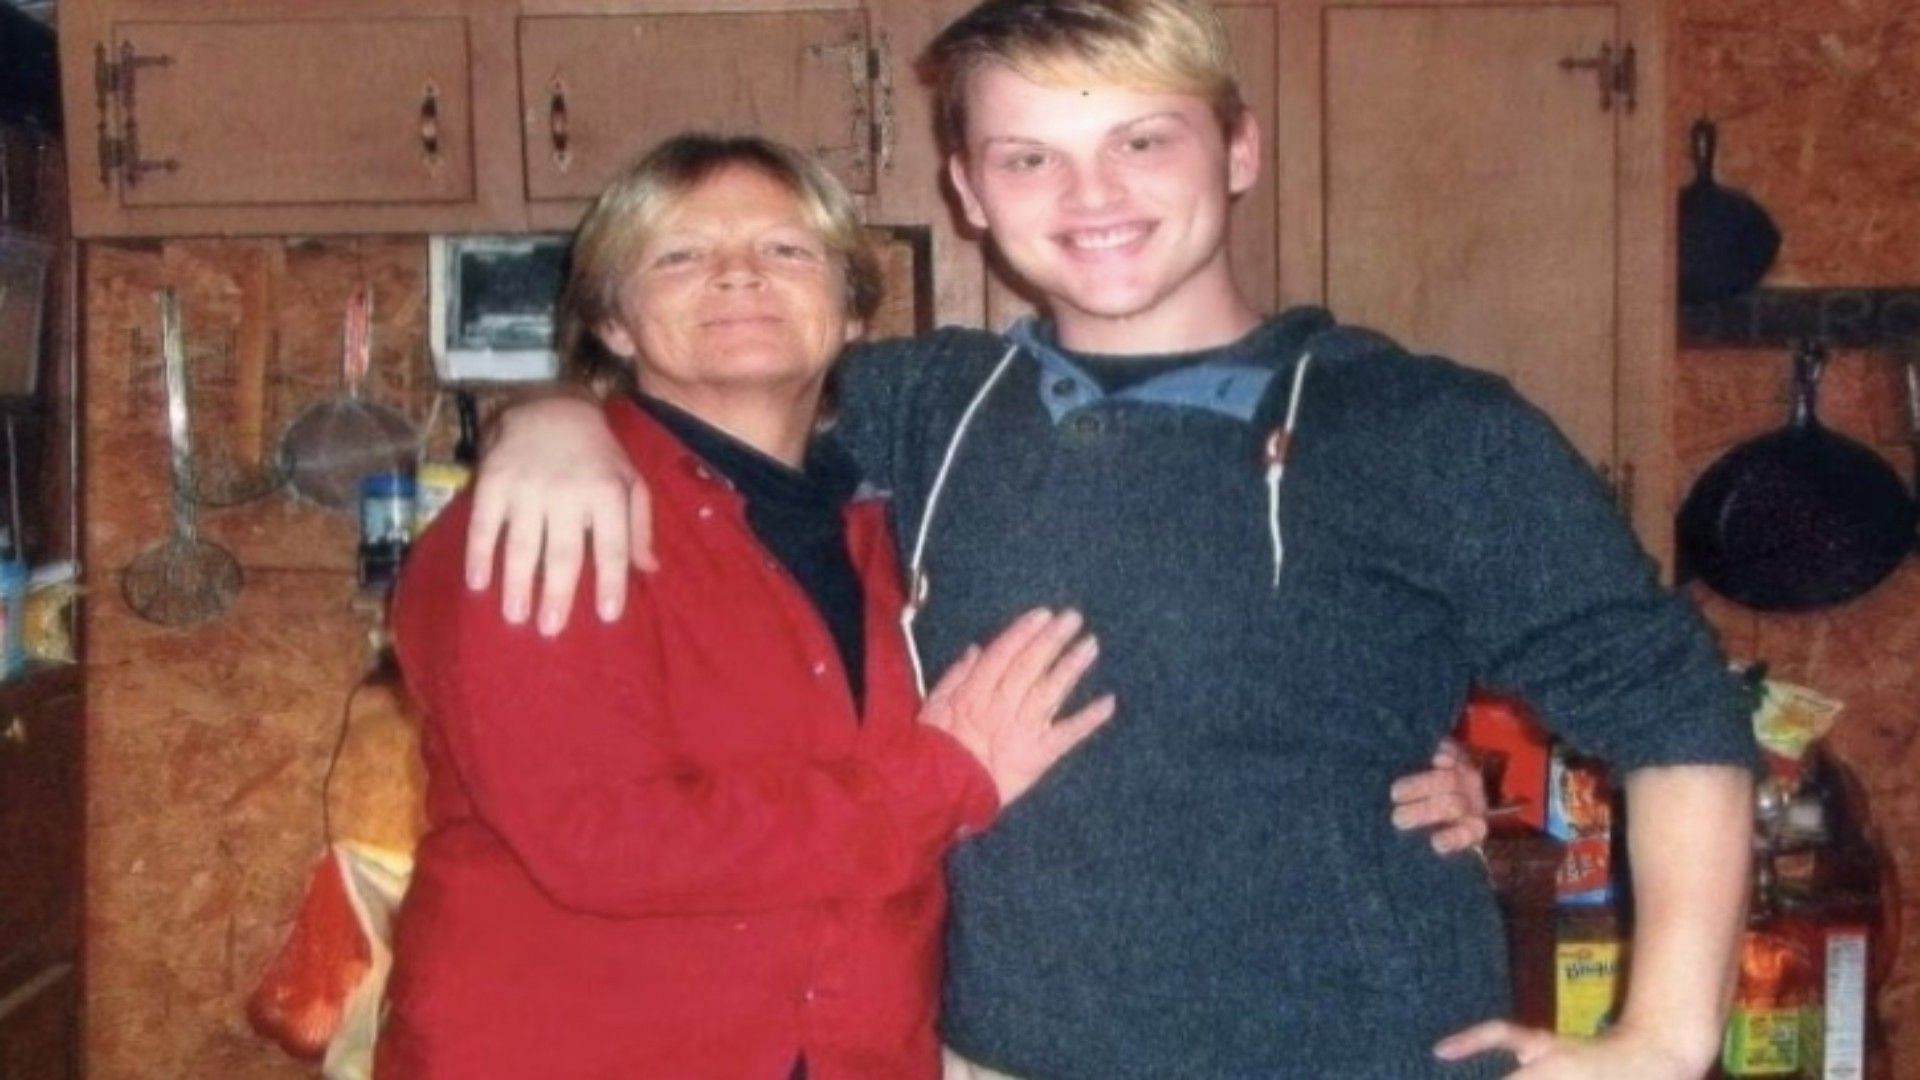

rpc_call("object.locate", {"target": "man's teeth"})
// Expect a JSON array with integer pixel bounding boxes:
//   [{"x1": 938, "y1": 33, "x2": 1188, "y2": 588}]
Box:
[{"x1": 1064, "y1": 225, "x2": 1149, "y2": 250}]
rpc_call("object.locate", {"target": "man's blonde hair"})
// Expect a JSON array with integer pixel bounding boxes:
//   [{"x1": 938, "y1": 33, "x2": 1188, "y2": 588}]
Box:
[
  {"x1": 559, "y1": 133, "x2": 882, "y2": 392},
  {"x1": 922, "y1": 0, "x2": 1245, "y2": 154}
]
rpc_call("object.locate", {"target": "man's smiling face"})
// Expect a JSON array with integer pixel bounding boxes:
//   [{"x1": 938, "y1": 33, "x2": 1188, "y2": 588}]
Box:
[{"x1": 949, "y1": 62, "x2": 1259, "y2": 353}]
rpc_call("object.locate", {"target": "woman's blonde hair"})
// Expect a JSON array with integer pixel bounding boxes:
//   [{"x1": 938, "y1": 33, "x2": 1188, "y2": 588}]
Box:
[
  {"x1": 558, "y1": 133, "x2": 882, "y2": 393},
  {"x1": 922, "y1": 0, "x2": 1245, "y2": 154}
]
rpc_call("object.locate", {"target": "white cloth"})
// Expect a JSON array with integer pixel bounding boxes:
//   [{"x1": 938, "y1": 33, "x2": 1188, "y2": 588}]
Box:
[{"x1": 941, "y1": 1047, "x2": 1028, "y2": 1080}]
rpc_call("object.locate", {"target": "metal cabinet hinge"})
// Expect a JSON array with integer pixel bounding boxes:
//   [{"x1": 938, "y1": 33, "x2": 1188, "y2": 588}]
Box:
[
  {"x1": 1558, "y1": 41, "x2": 1636, "y2": 113},
  {"x1": 92, "y1": 40, "x2": 179, "y2": 189},
  {"x1": 870, "y1": 36, "x2": 895, "y2": 173},
  {"x1": 1599, "y1": 460, "x2": 1637, "y2": 518}
]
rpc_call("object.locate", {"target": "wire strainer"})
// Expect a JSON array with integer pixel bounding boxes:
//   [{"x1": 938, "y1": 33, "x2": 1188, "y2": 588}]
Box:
[{"x1": 279, "y1": 287, "x2": 418, "y2": 511}]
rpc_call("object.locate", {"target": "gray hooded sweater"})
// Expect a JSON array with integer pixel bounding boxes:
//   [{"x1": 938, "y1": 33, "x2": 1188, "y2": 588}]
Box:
[{"x1": 831, "y1": 309, "x2": 1757, "y2": 1079}]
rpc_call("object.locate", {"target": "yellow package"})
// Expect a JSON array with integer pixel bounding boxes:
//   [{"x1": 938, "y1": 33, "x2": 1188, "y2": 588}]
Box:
[
  {"x1": 1555, "y1": 940, "x2": 1625, "y2": 1037},
  {"x1": 1752, "y1": 678, "x2": 1843, "y2": 761},
  {"x1": 23, "y1": 581, "x2": 79, "y2": 663}
]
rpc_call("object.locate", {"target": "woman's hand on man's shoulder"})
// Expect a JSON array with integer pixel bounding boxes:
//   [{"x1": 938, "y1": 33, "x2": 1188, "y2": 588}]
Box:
[{"x1": 464, "y1": 389, "x2": 652, "y2": 636}]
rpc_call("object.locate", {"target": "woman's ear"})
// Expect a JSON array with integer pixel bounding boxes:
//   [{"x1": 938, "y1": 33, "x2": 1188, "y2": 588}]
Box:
[{"x1": 597, "y1": 320, "x2": 639, "y2": 360}]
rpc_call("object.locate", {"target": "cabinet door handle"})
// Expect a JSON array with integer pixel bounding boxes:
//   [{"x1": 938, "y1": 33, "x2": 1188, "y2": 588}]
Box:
[
  {"x1": 3, "y1": 716, "x2": 25, "y2": 747},
  {"x1": 548, "y1": 78, "x2": 571, "y2": 169},
  {"x1": 419, "y1": 82, "x2": 443, "y2": 164}
]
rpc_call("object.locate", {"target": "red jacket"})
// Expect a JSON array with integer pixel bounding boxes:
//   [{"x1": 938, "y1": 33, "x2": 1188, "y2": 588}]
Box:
[{"x1": 378, "y1": 400, "x2": 999, "y2": 1080}]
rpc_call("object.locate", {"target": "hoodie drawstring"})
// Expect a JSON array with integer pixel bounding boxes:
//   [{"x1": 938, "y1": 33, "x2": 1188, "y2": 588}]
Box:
[
  {"x1": 899, "y1": 341, "x2": 1314, "y2": 690},
  {"x1": 899, "y1": 341, "x2": 1022, "y2": 696},
  {"x1": 1263, "y1": 351, "x2": 1314, "y2": 589}
]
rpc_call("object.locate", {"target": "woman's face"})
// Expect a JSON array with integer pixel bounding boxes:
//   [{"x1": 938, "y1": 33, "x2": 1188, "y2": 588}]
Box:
[{"x1": 597, "y1": 165, "x2": 861, "y2": 409}]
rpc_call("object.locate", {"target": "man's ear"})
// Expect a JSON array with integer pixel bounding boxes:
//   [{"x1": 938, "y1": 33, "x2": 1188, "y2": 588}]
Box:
[
  {"x1": 1227, "y1": 110, "x2": 1262, "y2": 197},
  {"x1": 948, "y1": 153, "x2": 991, "y2": 232},
  {"x1": 597, "y1": 320, "x2": 639, "y2": 360},
  {"x1": 842, "y1": 316, "x2": 866, "y2": 346}
]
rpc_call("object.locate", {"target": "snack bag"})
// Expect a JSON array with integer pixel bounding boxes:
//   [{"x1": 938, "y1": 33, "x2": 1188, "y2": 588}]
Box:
[{"x1": 1547, "y1": 748, "x2": 1614, "y2": 906}]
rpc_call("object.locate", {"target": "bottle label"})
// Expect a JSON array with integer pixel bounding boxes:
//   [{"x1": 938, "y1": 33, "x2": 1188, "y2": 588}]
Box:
[{"x1": 1722, "y1": 1007, "x2": 1803, "y2": 1075}]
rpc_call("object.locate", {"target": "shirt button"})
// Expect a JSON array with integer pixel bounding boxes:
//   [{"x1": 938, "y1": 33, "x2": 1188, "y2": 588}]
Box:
[
  {"x1": 1051, "y1": 377, "x2": 1078, "y2": 397},
  {"x1": 694, "y1": 465, "x2": 713, "y2": 481},
  {"x1": 697, "y1": 505, "x2": 715, "y2": 520},
  {"x1": 810, "y1": 660, "x2": 829, "y2": 678},
  {"x1": 803, "y1": 988, "x2": 817, "y2": 1003}
]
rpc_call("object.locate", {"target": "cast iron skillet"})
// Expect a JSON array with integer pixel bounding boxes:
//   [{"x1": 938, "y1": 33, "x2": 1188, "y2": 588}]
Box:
[
  {"x1": 1679, "y1": 119, "x2": 1782, "y2": 304},
  {"x1": 1677, "y1": 341, "x2": 1916, "y2": 612}
]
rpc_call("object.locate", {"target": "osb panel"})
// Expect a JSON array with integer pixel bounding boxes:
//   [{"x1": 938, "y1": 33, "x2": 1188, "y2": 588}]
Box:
[
  {"x1": 1678, "y1": 0, "x2": 1920, "y2": 1071},
  {"x1": 1674, "y1": 346, "x2": 1916, "y2": 489},
  {"x1": 85, "y1": 570, "x2": 376, "y2": 1079},
  {"x1": 1674, "y1": 0, "x2": 1920, "y2": 287},
  {"x1": 82, "y1": 235, "x2": 441, "y2": 1079},
  {"x1": 84, "y1": 237, "x2": 439, "y2": 578}
]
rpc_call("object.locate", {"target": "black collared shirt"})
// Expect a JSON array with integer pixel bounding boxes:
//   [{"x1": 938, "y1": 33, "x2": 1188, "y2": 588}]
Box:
[{"x1": 634, "y1": 393, "x2": 867, "y2": 714}]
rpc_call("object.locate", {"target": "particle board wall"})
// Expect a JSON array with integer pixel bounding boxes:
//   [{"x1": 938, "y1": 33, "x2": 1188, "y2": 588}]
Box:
[
  {"x1": 1672, "y1": 0, "x2": 1920, "y2": 1072},
  {"x1": 82, "y1": 236, "x2": 435, "y2": 1078}
]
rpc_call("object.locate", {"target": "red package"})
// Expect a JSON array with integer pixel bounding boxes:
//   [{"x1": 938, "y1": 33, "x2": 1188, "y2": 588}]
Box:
[{"x1": 1455, "y1": 689, "x2": 1552, "y2": 830}]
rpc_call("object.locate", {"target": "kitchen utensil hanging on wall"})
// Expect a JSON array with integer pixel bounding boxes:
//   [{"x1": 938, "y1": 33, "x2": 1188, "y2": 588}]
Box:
[
  {"x1": 197, "y1": 247, "x2": 285, "y2": 506},
  {"x1": 1677, "y1": 341, "x2": 1916, "y2": 612},
  {"x1": 280, "y1": 287, "x2": 418, "y2": 510},
  {"x1": 122, "y1": 290, "x2": 243, "y2": 626},
  {"x1": 1679, "y1": 118, "x2": 1782, "y2": 304}
]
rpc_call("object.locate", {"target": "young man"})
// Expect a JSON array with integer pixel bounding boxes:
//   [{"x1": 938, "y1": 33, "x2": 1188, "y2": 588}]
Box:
[{"x1": 466, "y1": 2, "x2": 1757, "y2": 1076}]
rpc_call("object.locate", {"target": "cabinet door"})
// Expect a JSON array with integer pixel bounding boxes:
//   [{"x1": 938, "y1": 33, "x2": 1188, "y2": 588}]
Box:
[
  {"x1": 1319, "y1": 4, "x2": 1620, "y2": 467},
  {"x1": 520, "y1": 11, "x2": 872, "y2": 205},
  {"x1": 1219, "y1": 2, "x2": 1279, "y2": 311},
  {"x1": 0, "y1": 963, "x2": 77, "y2": 1080},
  {"x1": 0, "y1": 687, "x2": 81, "y2": 971},
  {"x1": 104, "y1": 18, "x2": 474, "y2": 208}
]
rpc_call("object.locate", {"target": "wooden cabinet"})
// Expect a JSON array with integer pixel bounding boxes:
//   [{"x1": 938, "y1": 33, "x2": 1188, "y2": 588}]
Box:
[
  {"x1": 100, "y1": 18, "x2": 477, "y2": 208},
  {"x1": 1265, "y1": 0, "x2": 1673, "y2": 549},
  {"x1": 0, "y1": 677, "x2": 82, "y2": 966},
  {"x1": 520, "y1": 9, "x2": 877, "y2": 210},
  {"x1": 0, "y1": 962, "x2": 78, "y2": 1080},
  {"x1": 57, "y1": 0, "x2": 988, "y2": 324},
  {"x1": 59, "y1": 0, "x2": 525, "y2": 239},
  {"x1": 0, "y1": 669, "x2": 83, "y2": 1080},
  {"x1": 1217, "y1": 1, "x2": 1279, "y2": 311}
]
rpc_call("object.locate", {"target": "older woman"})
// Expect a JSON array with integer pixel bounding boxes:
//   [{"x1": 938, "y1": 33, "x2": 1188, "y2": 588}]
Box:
[{"x1": 378, "y1": 134, "x2": 1111, "y2": 1079}]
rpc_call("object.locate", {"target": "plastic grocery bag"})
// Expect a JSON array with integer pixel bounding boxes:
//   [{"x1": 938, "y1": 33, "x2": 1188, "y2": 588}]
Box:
[{"x1": 248, "y1": 842, "x2": 412, "y2": 1078}]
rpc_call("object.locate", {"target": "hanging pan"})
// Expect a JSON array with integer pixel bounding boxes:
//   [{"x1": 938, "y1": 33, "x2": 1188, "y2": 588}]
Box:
[
  {"x1": 1900, "y1": 338, "x2": 1920, "y2": 551},
  {"x1": 1677, "y1": 341, "x2": 1916, "y2": 612},
  {"x1": 1679, "y1": 118, "x2": 1782, "y2": 304}
]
